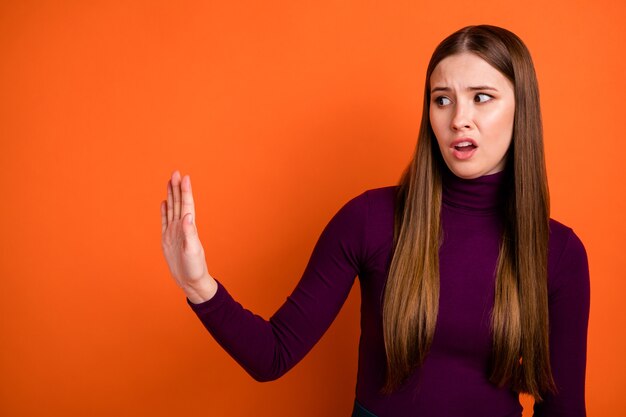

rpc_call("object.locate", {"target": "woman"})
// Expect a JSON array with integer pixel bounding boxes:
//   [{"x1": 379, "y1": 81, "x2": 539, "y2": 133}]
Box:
[{"x1": 161, "y1": 25, "x2": 590, "y2": 416}]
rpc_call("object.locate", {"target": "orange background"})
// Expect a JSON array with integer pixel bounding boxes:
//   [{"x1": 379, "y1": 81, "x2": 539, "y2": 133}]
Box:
[{"x1": 1, "y1": 1, "x2": 624, "y2": 416}]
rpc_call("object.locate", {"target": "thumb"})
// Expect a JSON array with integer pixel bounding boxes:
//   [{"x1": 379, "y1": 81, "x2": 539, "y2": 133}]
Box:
[
  {"x1": 182, "y1": 213, "x2": 203, "y2": 254},
  {"x1": 183, "y1": 213, "x2": 198, "y2": 244},
  {"x1": 182, "y1": 213, "x2": 198, "y2": 240}
]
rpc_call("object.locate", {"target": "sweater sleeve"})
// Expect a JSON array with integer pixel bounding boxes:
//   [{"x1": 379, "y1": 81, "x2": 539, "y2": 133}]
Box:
[
  {"x1": 186, "y1": 191, "x2": 369, "y2": 382},
  {"x1": 534, "y1": 228, "x2": 590, "y2": 416}
]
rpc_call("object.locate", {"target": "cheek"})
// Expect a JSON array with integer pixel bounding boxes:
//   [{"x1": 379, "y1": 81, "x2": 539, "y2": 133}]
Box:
[
  {"x1": 484, "y1": 106, "x2": 514, "y2": 142},
  {"x1": 492, "y1": 109, "x2": 514, "y2": 157},
  {"x1": 500, "y1": 107, "x2": 515, "y2": 147},
  {"x1": 429, "y1": 111, "x2": 446, "y2": 145}
]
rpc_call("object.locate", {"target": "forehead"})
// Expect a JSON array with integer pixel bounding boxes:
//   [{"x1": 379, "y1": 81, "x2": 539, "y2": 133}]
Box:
[{"x1": 430, "y1": 52, "x2": 512, "y2": 89}]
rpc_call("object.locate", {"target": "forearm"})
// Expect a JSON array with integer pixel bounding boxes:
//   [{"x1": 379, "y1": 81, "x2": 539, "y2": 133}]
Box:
[
  {"x1": 189, "y1": 270, "x2": 358, "y2": 382},
  {"x1": 183, "y1": 273, "x2": 218, "y2": 304},
  {"x1": 187, "y1": 191, "x2": 369, "y2": 382},
  {"x1": 189, "y1": 279, "x2": 293, "y2": 382}
]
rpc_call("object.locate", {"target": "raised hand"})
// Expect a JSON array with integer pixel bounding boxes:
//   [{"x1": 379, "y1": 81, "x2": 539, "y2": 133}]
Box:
[{"x1": 161, "y1": 171, "x2": 217, "y2": 304}]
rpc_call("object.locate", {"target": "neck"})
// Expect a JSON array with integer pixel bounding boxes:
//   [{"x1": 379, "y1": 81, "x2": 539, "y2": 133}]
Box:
[{"x1": 441, "y1": 166, "x2": 507, "y2": 214}]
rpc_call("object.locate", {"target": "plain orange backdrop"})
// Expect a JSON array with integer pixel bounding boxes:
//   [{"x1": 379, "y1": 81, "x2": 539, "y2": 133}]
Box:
[{"x1": 1, "y1": 0, "x2": 625, "y2": 416}]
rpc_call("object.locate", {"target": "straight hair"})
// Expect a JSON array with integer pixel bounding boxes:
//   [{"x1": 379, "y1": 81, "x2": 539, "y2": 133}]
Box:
[{"x1": 381, "y1": 25, "x2": 556, "y2": 401}]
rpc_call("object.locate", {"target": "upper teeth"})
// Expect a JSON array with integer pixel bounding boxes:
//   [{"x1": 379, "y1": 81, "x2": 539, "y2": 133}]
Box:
[{"x1": 456, "y1": 141, "x2": 472, "y2": 147}]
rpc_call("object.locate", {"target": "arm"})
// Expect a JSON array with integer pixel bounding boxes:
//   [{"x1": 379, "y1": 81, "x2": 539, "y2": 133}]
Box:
[
  {"x1": 534, "y1": 229, "x2": 590, "y2": 416},
  {"x1": 161, "y1": 171, "x2": 369, "y2": 381}
]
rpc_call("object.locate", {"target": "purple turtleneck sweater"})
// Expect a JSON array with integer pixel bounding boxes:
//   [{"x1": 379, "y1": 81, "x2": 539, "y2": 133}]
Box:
[{"x1": 188, "y1": 170, "x2": 590, "y2": 416}]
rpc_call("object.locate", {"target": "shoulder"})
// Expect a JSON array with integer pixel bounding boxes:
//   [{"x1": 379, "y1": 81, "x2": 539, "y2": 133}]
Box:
[
  {"x1": 335, "y1": 185, "x2": 397, "y2": 221},
  {"x1": 547, "y1": 218, "x2": 590, "y2": 294},
  {"x1": 361, "y1": 185, "x2": 398, "y2": 213},
  {"x1": 325, "y1": 186, "x2": 396, "y2": 265},
  {"x1": 325, "y1": 185, "x2": 396, "y2": 231},
  {"x1": 347, "y1": 185, "x2": 397, "y2": 204},
  {"x1": 548, "y1": 218, "x2": 588, "y2": 265}
]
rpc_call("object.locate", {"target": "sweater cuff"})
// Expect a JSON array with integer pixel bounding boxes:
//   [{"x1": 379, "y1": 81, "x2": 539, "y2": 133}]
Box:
[{"x1": 186, "y1": 278, "x2": 229, "y2": 315}]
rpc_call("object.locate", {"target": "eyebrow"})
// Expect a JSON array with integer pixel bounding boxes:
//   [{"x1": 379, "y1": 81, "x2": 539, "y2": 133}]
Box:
[{"x1": 430, "y1": 85, "x2": 499, "y2": 94}]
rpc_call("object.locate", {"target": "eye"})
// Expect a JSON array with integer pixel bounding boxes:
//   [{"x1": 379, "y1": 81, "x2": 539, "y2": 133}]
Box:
[
  {"x1": 474, "y1": 93, "x2": 493, "y2": 103},
  {"x1": 434, "y1": 96, "x2": 451, "y2": 106}
]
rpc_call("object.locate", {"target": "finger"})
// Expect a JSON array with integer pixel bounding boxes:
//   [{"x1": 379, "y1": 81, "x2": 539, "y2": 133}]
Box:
[
  {"x1": 166, "y1": 179, "x2": 174, "y2": 224},
  {"x1": 172, "y1": 170, "x2": 182, "y2": 220},
  {"x1": 160, "y1": 201, "x2": 167, "y2": 235},
  {"x1": 181, "y1": 175, "x2": 195, "y2": 223}
]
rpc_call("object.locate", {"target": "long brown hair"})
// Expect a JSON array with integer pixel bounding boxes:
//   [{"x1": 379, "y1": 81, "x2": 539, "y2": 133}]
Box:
[{"x1": 382, "y1": 25, "x2": 555, "y2": 400}]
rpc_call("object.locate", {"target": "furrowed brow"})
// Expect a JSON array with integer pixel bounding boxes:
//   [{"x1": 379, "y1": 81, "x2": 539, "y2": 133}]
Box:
[
  {"x1": 430, "y1": 86, "x2": 450, "y2": 94},
  {"x1": 430, "y1": 85, "x2": 499, "y2": 94},
  {"x1": 467, "y1": 85, "x2": 499, "y2": 92}
]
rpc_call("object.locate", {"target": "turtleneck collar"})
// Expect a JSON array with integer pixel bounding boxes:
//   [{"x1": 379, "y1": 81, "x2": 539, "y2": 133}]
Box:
[{"x1": 441, "y1": 166, "x2": 507, "y2": 214}]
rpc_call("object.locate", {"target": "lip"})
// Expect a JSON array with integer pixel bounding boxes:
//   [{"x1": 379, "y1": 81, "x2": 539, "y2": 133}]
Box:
[
  {"x1": 450, "y1": 137, "x2": 478, "y2": 161},
  {"x1": 450, "y1": 138, "x2": 478, "y2": 148}
]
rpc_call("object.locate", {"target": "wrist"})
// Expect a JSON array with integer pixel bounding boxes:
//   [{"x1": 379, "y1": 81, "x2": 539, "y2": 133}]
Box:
[{"x1": 183, "y1": 273, "x2": 218, "y2": 304}]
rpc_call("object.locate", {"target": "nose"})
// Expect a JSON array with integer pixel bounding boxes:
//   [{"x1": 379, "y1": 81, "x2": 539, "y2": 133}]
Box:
[{"x1": 451, "y1": 102, "x2": 473, "y2": 131}]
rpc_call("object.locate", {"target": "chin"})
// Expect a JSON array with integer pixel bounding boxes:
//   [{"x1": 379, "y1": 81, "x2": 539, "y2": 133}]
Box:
[
  {"x1": 444, "y1": 163, "x2": 484, "y2": 180},
  {"x1": 444, "y1": 159, "x2": 507, "y2": 179}
]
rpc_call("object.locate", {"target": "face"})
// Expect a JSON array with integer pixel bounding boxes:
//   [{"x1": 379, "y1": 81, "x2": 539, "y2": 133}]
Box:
[{"x1": 429, "y1": 52, "x2": 515, "y2": 179}]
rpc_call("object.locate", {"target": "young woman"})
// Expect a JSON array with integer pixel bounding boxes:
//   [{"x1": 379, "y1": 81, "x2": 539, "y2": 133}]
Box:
[{"x1": 161, "y1": 25, "x2": 590, "y2": 417}]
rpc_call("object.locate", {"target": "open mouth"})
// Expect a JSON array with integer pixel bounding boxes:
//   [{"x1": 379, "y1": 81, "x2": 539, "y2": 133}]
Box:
[{"x1": 454, "y1": 141, "x2": 477, "y2": 152}]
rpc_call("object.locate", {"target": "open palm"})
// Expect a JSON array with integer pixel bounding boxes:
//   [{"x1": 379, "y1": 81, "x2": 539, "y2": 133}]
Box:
[{"x1": 161, "y1": 171, "x2": 215, "y2": 302}]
